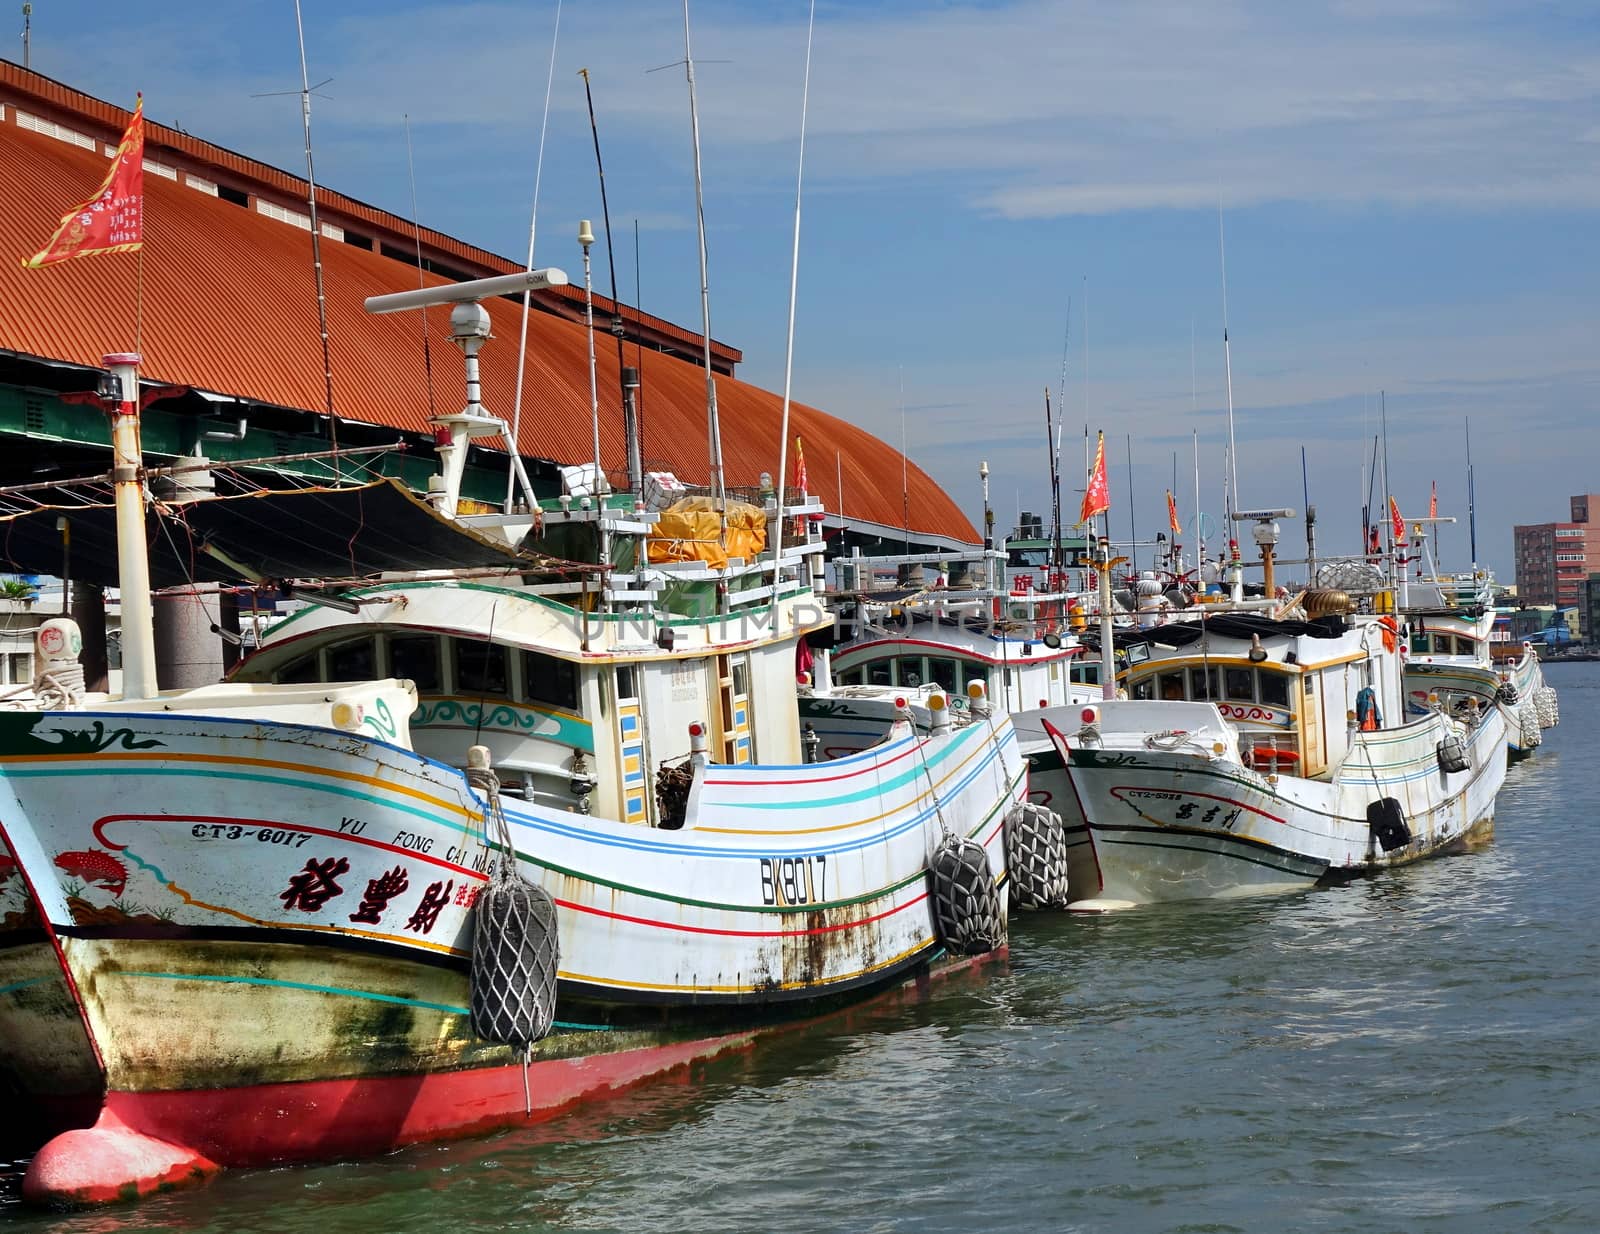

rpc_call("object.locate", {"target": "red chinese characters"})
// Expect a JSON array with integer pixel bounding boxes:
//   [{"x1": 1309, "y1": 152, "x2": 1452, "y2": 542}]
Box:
[
  {"x1": 349, "y1": 866, "x2": 410, "y2": 925},
  {"x1": 404, "y1": 880, "x2": 453, "y2": 934},
  {"x1": 279, "y1": 857, "x2": 350, "y2": 912}
]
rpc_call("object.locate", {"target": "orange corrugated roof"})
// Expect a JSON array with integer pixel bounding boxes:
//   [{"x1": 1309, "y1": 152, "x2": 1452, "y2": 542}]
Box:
[{"x1": 0, "y1": 99, "x2": 976, "y2": 543}]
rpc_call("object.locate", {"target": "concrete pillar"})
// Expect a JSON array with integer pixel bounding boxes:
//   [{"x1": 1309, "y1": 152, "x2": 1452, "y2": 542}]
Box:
[
  {"x1": 70, "y1": 581, "x2": 110, "y2": 693},
  {"x1": 154, "y1": 585, "x2": 225, "y2": 689}
]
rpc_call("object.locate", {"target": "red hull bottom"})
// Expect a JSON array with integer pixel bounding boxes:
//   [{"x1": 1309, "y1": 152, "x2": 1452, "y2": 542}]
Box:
[{"x1": 23, "y1": 1029, "x2": 757, "y2": 1207}]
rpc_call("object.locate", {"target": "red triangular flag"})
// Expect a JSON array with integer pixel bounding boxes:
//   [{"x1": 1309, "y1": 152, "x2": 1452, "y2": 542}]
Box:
[{"x1": 25, "y1": 95, "x2": 145, "y2": 268}]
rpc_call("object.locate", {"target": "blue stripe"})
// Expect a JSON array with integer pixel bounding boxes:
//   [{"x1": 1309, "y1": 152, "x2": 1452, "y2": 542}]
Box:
[{"x1": 0, "y1": 976, "x2": 51, "y2": 998}]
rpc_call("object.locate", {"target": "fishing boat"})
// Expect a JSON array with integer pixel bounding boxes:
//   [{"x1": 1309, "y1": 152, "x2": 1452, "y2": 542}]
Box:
[
  {"x1": 1399, "y1": 571, "x2": 1555, "y2": 762},
  {"x1": 1017, "y1": 577, "x2": 1508, "y2": 910},
  {"x1": 0, "y1": 266, "x2": 1028, "y2": 1203}
]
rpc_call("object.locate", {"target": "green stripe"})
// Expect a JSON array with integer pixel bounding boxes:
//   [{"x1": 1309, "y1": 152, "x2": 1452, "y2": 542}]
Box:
[
  {"x1": 729, "y1": 724, "x2": 986, "y2": 811},
  {"x1": 120, "y1": 970, "x2": 469, "y2": 1016}
]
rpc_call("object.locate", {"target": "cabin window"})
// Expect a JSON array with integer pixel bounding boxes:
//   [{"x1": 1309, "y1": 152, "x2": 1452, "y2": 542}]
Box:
[
  {"x1": 455, "y1": 639, "x2": 509, "y2": 697},
  {"x1": 839, "y1": 667, "x2": 865, "y2": 686},
  {"x1": 614, "y1": 663, "x2": 637, "y2": 701},
  {"x1": 1158, "y1": 672, "x2": 1185, "y2": 701},
  {"x1": 389, "y1": 634, "x2": 441, "y2": 692},
  {"x1": 929, "y1": 658, "x2": 958, "y2": 693},
  {"x1": 1189, "y1": 667, "x2": 1218, "y2": 700},
  {"x1": 1303, "y1": 676, "x2": 1315, "y2": 696},
  {"x1": 868, "y1": 661, "x2": 892, "y2": 687},
  {"x1": 1412, "y1": 632, "x2": 1433, "y2": 654},
  {"x1": 964, "y1": 663, "x2": 988, "y2": 689},
  {"x1": 1131, "y1": 677, "x2": 1155, "y2": 700},
  {"x1": 731, "y1": 660, "x2": 750, "y2": 697},
  {"x1": 1260, "y1": 671, "x2": 1290, "y2": 708},
  {"x1": 326, "y1": 638, "x2": 376, "y2": 682},
  {"x1": 524, "y1": 649, "x2": 579, "y2": 711},
  {"x1": 276, "y1": 652, "x2": 320, "y2": 684},
  {"x1": 1224, "y1": 667, "x2": 1255, "y2": 702},
  {"x1": 896, "y1": 657, "x2": 923, "y2": 687}
]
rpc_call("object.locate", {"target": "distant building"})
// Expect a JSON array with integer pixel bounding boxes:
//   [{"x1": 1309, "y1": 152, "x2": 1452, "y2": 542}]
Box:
[
  {"x1": 1513, "y1": 494, "x2": 1600, "y2": 632},
  {"x1": 1585, "y1": 573, "x2": 1600, "y2": 648}
]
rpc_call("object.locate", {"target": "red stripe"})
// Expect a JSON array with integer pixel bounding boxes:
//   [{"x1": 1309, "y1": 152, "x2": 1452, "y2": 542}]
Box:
[
  {"x1": 555, "y1": 888, "x2": 930, "y2": 937},
  {"x1": 834, "y1": 636, "x2": 1077, "y2": 667},
  {"x1": 91, "y1": 814, "x2": 490, "y2": 881}
]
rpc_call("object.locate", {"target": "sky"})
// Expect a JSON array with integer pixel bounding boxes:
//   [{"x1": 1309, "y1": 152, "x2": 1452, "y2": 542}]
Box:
[{"x1": 19, "y1": 0, "x2": 1600, "y2": 581}]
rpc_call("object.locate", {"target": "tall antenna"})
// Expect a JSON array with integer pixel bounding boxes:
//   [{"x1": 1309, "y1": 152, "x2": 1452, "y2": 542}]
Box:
[
  {"x1": 401, "y1": 114, "x2": 436, "y2": 420},
  {"x1": 291, "y1": 0, "x2": 337, "y2": 468},
  {"x1": 1044, "y1": 387, "x2": 1063, "y2": 575},
  {"x1": 770, "y1": 0, "x2": 817, "y2": 593},
  {"x1": 1465, "y1": 416, "x2": 1477, "y2": 567},
  {"x1": 21, "y1": 2, "x2": 30, "y2": 69},
  {"x1": 682, "y1": 0, "x2": 727, "y2": 520},
  {"x1": 1125, "y1": 432, "x2": 1137, "y2": 575},
  {"x1": 1218, "y1": 205, "x2": 1239, "y2": 520},
  {"x1": 506, "y1": 0, "x2": 563, "y2": 512}
]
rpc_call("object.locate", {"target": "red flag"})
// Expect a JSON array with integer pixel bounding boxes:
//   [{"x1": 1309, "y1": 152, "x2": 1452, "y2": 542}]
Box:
[
  {"x1": 1429, "y1": 481, "x2": 1437, "y2": 520},
  {"x1": 24, "y1": 95, "x2": 145, "y2": 268},
  {"x1": 791, "y1": 436, "x2": 822, "y2": 535},
  {"x1": 1167, "y1": 489, "x2": 1181, "y2": 536},
  {"x1": 1080, "y1": 431, "x2": 1109, "y2": 523},
  {"x1": 1390, "y1": 495, "x2": 1405, "y2": 543}
]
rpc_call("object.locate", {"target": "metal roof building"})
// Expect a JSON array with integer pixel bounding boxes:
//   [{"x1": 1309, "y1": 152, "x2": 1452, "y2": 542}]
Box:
[{"x1": 0, "y1": 61, "x2": 978, "y2": 549}]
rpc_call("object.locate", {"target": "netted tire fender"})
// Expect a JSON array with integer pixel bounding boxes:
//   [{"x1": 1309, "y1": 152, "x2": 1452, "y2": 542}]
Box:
[
  {"x1": 928, "y1": 835, "x2": 1004, "y2": 955},
  {"x1": 1436, "y1": 734, "x2": 1470, "y2": 775},
  {"x1": 1004, "y1": 802, "x2": 1070, "y2": 910},
  {"x1": 471, "y1": 877, "x2": 560, "y2": 1048},
  {"x1": 1521, "y1": 710, "x2": 1542, "y2": 749}
]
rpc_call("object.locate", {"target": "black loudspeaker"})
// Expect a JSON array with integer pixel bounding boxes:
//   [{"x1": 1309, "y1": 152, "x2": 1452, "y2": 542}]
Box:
[{"x1": 1367, "y1": 797, "x2": 1412, "y2": 852}]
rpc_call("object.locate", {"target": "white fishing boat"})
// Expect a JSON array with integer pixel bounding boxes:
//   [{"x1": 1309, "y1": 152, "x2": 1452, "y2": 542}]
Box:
[
  {"x1": 0, "y1": 264, "x2": 1030, "y2": 1204},
  {"x1": 1399, "y1": 571, "x2": 1555, "y2": 762},
  {"x1": 1017, "y1": 584, "x2": 1509, "y2": 910}
]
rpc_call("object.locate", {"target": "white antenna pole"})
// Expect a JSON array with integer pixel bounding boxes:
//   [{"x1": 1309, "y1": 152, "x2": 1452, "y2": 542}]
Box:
[
  {"x1": 506, "y1": 0, "x2": 563, "y2": 513},
  {"x1": 1192, "y1": 427, "x2": 1201, "y2": 559},
  {"x1": 1219, "y1": 205, "x2": 1239, "y2": 520},
  {"x1": 771, "y1": 0, "x2": 817, "y2": 595},
  {"x1": 683, "y1": 0, "x2": 727, "y2": 523},
  {"x1": 292, "y1": 0, "x2": 338, "y2": 467}
]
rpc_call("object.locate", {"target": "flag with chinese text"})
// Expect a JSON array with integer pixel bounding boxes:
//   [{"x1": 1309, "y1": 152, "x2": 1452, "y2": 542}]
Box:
[
  {"x1": 1167, "y1": 489, "x2": 1181, "y2": 536},
  {"x1": 1390, "y1": 495, "x2": 1405, "y2": 543},
  {"x1": 24, "y1": 95, "x2": 144, "y2": 268},
  {"x1": 1080, "y1": 430, "x2": 1109, "y2": 523},
  {"x1": 1429, "y1": 481, "x2": 1437, "y2": 520}
]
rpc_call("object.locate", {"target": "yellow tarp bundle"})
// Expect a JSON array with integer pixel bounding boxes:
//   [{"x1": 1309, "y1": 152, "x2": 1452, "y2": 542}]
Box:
[{"x1": 646, "y1": 496, "x2": 767, "y2": 570}]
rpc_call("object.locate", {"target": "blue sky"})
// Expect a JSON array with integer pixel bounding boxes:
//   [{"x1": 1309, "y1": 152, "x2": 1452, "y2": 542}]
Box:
[{"x1": 23, "y1": 0, "x2": 1600, "y2": 581}]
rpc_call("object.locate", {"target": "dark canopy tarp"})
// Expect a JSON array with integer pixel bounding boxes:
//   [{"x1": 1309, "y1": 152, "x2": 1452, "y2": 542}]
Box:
[
  {"x1": 0, "y1": 478, "x2": 568, "y2": 589},
  {"x1": 1090, "y1": 612, "x2": 1350, "y2": 652}
]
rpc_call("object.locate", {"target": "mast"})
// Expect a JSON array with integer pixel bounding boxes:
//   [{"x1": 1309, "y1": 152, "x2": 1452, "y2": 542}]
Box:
[
  {"x1": 105, "y1": 352, "x2": 158, "y2": 700},
  {"x1": 1044, "y1": 387, "x2": 1063, "y2": 576},
  {"x1": 681, "y1": 0, "x2": 727, "y2": 524}
]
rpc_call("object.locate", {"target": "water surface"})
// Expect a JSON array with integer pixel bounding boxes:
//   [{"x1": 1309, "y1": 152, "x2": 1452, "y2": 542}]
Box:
[{"x1": 5, "y1": 662, "x2": 1596, "y2": 1232}]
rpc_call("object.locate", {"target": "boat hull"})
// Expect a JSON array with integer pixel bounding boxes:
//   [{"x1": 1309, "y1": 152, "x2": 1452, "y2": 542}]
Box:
[
  {"x1": 1028, "y1": 702, "x2": 1506, "y2": 907},
  {"x1": 0, "y1": 704, "x2": 1022, "y2": 1202}
]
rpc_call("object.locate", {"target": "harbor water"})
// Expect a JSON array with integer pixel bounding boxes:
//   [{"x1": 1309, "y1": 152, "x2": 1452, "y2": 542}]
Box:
[{"x1": 4, "y1": 662, "x2": 1595, "y2": 1232}]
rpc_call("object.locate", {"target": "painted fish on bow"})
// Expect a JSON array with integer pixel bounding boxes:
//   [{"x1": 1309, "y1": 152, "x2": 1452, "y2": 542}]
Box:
[{"x1": 54, "y1": 850, "x2": 128, "y2": 898}]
